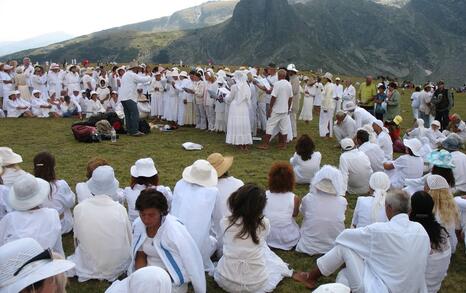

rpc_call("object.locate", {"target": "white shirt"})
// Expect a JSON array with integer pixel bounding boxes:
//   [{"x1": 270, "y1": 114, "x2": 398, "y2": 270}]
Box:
[
  {"x1": 1, "y1": 168, "x2": 27, "y2": 187},
  {"x1": 419, "y1": 90, "x2": 433, "y2": 114},
  {"x1": 343, "y1": 85, "x2": 356, "y2": 102},
  {"x1": 335, "y1": 214, "x2": 430, "y2": 293},
  {"x1": 358, "y1": 141, "x2": 385, "y2": 172},
  {"x1": 31, "y1": 97, "x2": 51, "y2": 117},
  {"x1": 69, "y1": 195, "x2": 132, "y2": 282},
  {"x1": 75, "y1": 182, "x2": 124, "y2": 203},
  {"x1": 425, "y1": 128, "x2": 445, "y2": 149},
  {"x1": 339, "y1": 149, "x2": 373, "y2": 194},
  {"x1": 334, "y1": 84, "x2": 343, "y2": 99},
  {"x1": 321, "y1": 82, "x2": 335, "y2": 111},
  {"x1": 289, "y1": 152, "x2": 321, "y2": 184},
  {"x1": 353, "y1": 107, "x2": 376, "y2": 129},
  {"x1": 85, "y1": 99, "x2": 105, "y2": 116},
  {"x1": 0, "y1": 208, "x2": 63, "y2": 255},
  {"x1": 271, "y1": 79, "x2": 292, "y2": 114},
  {"x1": 40, "y1": 180, "x2": 75, "y2": 234},
  {"x1": 119, "y1": 71, "x2": 152, "y2": 102},
  {"x1": 388, "y1": 154, "x2": 424, "y2": 189},
  {"x1": 376, "y1": 130, "x2": 393, "y2": 160},
  {"x1": 296, "y1": 191, "x2": 347, "y2": 255},
  {"x1": 452, "y1": 151, "x2": 466, "y2": 192},
  {"x1": 334, "y1": 115, "x2": 357, "y2": 140},
  {"x1": 351, "y1": 196, "x2": 388, "y2": 228}
]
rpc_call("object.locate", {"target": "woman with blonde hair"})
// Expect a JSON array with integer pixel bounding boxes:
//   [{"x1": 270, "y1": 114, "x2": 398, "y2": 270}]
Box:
[{"x1": 425, "y1": 174, "x2": 460, "y2": 253}]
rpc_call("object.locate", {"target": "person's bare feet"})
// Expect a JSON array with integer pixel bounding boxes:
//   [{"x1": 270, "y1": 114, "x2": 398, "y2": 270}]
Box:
[
  {"x1": 257, "y1": 144, "x2": 269, "y2": 150},
  {"x1": 292, "y1": 271, "x2": 317, "y2": 289}
]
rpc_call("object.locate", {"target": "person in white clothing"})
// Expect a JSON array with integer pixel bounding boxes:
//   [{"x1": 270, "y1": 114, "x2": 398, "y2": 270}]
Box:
[
  {"x1": 333, "y1": 111, "x2": 357, "y2": 143},
  {"x1": 288, "y1": 64, "x2": 300, "y2": 139},
  {"x1": 404, "y1": 118, "x2": 427, "y2": 140},
  {"x1": 296, "y1": 165, "x2": 347, "y2": 255},
  {"x1": 339, "y1": 138, "x2": 373, "y2": 195},
  {"x1": 6, "y1": 91, "x2": 33, "y2": 117},
  {"x1": 96, "y1": 78, "x2": 110, "y2": 105},
  {"x1": 30, "y1": 66, "x2": 48, "y2": 99},
  {"x1": 124, "y1": 158, "x2": 172, "y2": 223},
  {"x1": 30, "y1": 89, "x2": 52, "y2": 117},
  {"x1": 293, "y1": 190, "x2": 430, "y2": 293},
  {"x1": 149, "y1": 71, "x2": 164, "y2": 119},
  {"x1": 343, "y1": 102, "x2": 376, "y2": 129},
  {"x1": 425, "y1": 120, "x2": 446, "y2": 149},
  {"x1": 206, "y1": 71, "x2": 218, "y2": 131},
  {"x1": 68, "y1": 166, "x2": 132, "y2": 282},
  {"x1": 372, "y1": 119, "x2": 394, "y2": 160},
  {"x1": 137, "y1": 88, "x2": 151, "y2": 119},
  {"x1": 351, "y1": 172, "x2": 390, "y2": 228},
  {"x1": 411, "y1": 86, "x2": 422, "y2": 119},
  {"x1": 82, "y1": 68, "x2": 96, "y2": 91},
  {"x1": 356, "y1": 129, "x2": 385, "y2": 172},
  {"x1": 47, "y1": 63, "x2": 63, "y2": 97},
  {"x1": 290, "y1": 134, "x2": 321, "y2": 184},
  {"x1": 264, "y1": 162, "x2": 300, "y2": 250},
  {"x1": 0, "y1": 173, "x2": 64, "y2": 255},
  {"x1": 342, "y1": 80, "x2": 356, "y2": 109},
  {"x1": 0, "y1": 147, "x2": 27, "y2": 187},
  {"x1": 106, "y1": 266, "x2": 172, "y2": 293},
  {"x1": 333, "y1": 77, "x2": 344, "y2": 112},
  {"x1": 225, "y1": 70, "x2": 253, "y2": 149},
  {"x1": 299, "y1": 76, "x2": 317, "y2": 123},
  {"x1": 171, "y1": 160, "x2": 218, "y2": 272},
  {"x1": 319, "y1": 72, "x2": 336, "y2": 138},
  {"x1": 441, "y1": 134, "x2": 466, "y2": 193},
  {"x1": 214, "y1": 184, "x2": 292, "y2": 293},
  {"x1": 106, "y1": 91, "x2": 124, "y2": 118},
  {"x1": 207, "y1": 153, "x2": 244, "y2": 257},
  {"x1": 384, "y1": 138, "x2": 424, "y2": 189},
  {"x1": 85, "y1": 91, "x2": 105, "y2": 117},
  {"x1": 34, "y1": 151, "x2": 75, "y2": 234},
  {"x1": 410, "y1": 191, "x2": 451, "y2": 293},
  {"x1": 63, "y1": 65, "x2": 81, "y2": 95},
  {"x1": 258, "y1": 69, "x2": 293, "y2": 150}
]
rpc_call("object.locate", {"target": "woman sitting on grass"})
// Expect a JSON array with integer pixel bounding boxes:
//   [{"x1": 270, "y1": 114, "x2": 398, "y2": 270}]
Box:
[
  {"x1": 264, "y1": 162, "x2": 300, "y2": 250},
  {"x1": 289, "y1": 134, "x2": 321, "y2": 184}
]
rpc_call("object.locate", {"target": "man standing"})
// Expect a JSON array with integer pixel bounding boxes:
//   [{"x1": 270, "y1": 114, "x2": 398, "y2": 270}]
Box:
[
  {"x1": 431, "y1": 81, "x2": 451, "y2": 131},
  {"x1": 258, "y1": 69, "x2": 293, "y2": 150},
  {"x1": 120, "y1": 61, "x2": 152, "y2": 136},
  {"x1": 342, "y1": 79, "x2": 356, "y2": 109},
  {"x1": 334, "y1": 77, "x2": 343, "y2": 112},
  {"x1": 288, "y1": 64, "x2": 300, "y2": 139},
  {"x1": 20, "y1": 57, "x2": 34, "y2": 91},
  {"x1": 418, "y1": 83, "x2": 433, "y2": 127},
  {"x1": 293, "y1": 190, "x2": 430, "y2": 293},
  {"x1": 358, "y1": 75, "x2": 377, "y2": 115},
  {"x1": 319, "y1": 72, "x2": 335, "y2": 138}
]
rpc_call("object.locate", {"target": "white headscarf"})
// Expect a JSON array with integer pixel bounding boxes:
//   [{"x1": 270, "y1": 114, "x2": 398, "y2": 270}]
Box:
[
  {"x1": 415, "y1": 118, "x2": 426, "y2": 137},
  {"x1": 311, "y1": 165, "x2": 346, "y2": 196},
  {"x1": 369, "y1": 172, "x2": 390, "y2": 222},
  {"x1": 128, "y1": 266, "x2": 172, "y2": 293},
  {"x1": 233, "y1": 70, "x2": 251, "y2": 104}
]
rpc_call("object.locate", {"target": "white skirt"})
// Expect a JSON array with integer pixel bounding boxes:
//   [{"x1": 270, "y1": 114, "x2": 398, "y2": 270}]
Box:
[
  {"x1": 299, "y1": 96, "x2": 314, "y2": 121},
  {"x1": 226, "y1": 102, "x2": 252, "y2": 145}
]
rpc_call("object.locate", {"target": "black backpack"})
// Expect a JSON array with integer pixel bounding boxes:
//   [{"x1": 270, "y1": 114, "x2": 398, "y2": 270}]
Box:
[{"x1": 138, "y1": 119, "x2": 151, "y2": 134}]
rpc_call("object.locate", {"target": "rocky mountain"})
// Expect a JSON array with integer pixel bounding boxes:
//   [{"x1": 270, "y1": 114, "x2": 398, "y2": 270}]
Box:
[{"x1": 3, "y1": 0, "x2": 466, "y2": 85}]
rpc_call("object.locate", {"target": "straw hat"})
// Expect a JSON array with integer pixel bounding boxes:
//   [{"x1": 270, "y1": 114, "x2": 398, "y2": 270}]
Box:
[
  {"x1": 85, "y1": 68, "x2": 93, "y2": 75},
  {"x1": 323, "y1": 72, "x2": 333, "y2": 82},
  {"x1": 179, "y1": 71, "x2": 188, "y2": 78},
  {"x1": 182, "y1": 160, "x2": 218, "y2": 187},
  {"x1": 0, "y1": 147, "x2": 23, "y2": 166},
  {"x1": 130, "y1": 158, "x2": 158, "y2": 178},
  {"x1": 128, "y1": 61, "x2": 140, "y2": 70},
  {"x1": 0, "y1": 238, "x2": 75, "y2": 293},
  {"x1": 8, "y1": 173, "x2": 50, "y2": 211},
  {"x1": 403, "y1": 138, "x2": 422, "y2": 156},
  {"x1": 207, "y1": 153, "x2": 233, "y2": 178},
  {"x1": 86, "y1": 166, "x2": 119, "y2": 196}
]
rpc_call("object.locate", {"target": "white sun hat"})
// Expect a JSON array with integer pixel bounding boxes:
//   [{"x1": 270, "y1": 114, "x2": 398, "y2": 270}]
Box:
[
  {"x1": 343, "y1": 101, "x2": 356, "y2": 111},
  {"x1": 313, "y1": 283, "x2": 350, "y2": 293},
  {"x1": 340, "y1": 138, "x2": 355, "y2": 151},
  {"x1": 8, "y1": 173, "x2": 50, "y2": 211},
  {"x1": 179, "y1": 71, "x2": 188, "y2": 78},
  {"x1": 286, "y1": 64, "x2": 298, "y2": 72},
  {"x1": 130, "y1": 158, "x2": 158, "y2": 178},
  {"x1": 403, "y1": 138, "x2": 422, "y2": 156},
  {"x1": 0, "y1": 238, "x2": 75, "y2": 293},
  {"x1": 323, "y1": 72, "x2": 333, "y2": 82},
  {"x1": 86, "y1": 165, "x2": 119, "y2": 196},
  {"x1": 182, "y1": 159, "x2": 218, "y2": 187},
  {"x1": 0, "y1": 147, "x2": 23, "y2": 166}
]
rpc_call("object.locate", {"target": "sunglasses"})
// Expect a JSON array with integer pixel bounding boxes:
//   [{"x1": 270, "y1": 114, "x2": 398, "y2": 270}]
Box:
[{"x1": 14, "y1": 249, "x2": 52, "y2": 276}]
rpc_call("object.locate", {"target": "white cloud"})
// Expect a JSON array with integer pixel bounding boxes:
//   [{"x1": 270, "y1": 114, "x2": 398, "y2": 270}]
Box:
[{"x1": 0, "y1": 0, "x2": 208, "y2": 42}]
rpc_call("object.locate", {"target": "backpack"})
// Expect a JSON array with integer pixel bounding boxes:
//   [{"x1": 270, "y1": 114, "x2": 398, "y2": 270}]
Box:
[
  {"x1": 138, "y1": 119, "x2": 151, "y2": 134},
  {"x1": 71, "y1": 124, "x2": 100, "y2": 143}
]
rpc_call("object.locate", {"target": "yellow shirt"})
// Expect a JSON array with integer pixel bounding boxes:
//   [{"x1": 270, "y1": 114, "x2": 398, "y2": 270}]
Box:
[{"x1": 358, "y1": 82, "x2": 377, "y2": 107}]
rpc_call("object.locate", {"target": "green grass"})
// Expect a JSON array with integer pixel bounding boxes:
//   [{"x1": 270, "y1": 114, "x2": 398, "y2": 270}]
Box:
[{"x1": 1, "y1": 89, "x2": 466, "y2": 292}]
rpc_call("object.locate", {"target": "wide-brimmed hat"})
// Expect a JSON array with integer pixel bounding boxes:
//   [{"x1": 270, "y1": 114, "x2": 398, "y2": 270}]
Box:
[
  {"x1": 86, "y1": 165, "x2": 119, "y2": 196},
  {"x1": 207, "y1": 153, "x2": 233, "y2": 178},
  {"x1": 340, "y1": 138, "x2": 355, "y2": 151},
  {"x1": 323, "y1": 72, "x2": 333, "y2": 82},
  {"x1": 441, "y1": 134, "x2": 462, "y2": 151},
  {"x1": 0, "y1": 147, "x2": 23, "y2": 166},
  {"x1": 8, "y1": 173, "x2": 50, "y2": 211},
  {"x1": 128, "y1": 61, "x2": 140, "y2": 70},
  {"x1": 179, "y1": 71, "x2": 188, "y2": 78},
  {"x1": 343, "y1": 101, "x2": 356, "y2": 111},
  {"x1": 426, "y1": 150, "x2": 455, "y2": 169},
  {"x1": 313, "y1": 283, "x2": 350, "y2": 293},
  {"x1": 182, "y1": 160, "x2": 218, "y2": 187},
  {"x1": 85, "y1": 68, "x2": 93, "y2": 75},
  {"x1": 131, "y1": 158, "x2": 158, "y2": 178},
  {"x1": 393, "y1": 115, "x2": 403, "y2": 126},
  {"x1": 0, "y1": 238, "x2": 75, "y2": 293},
  {"x1": 403, "y1": 138, "x2": 422, "y2": 156},
  {"x1": 286, "y1": 64, "x2": 298, "y2": 73},
  {"x1": 431, "y1": 120, "x2": 441, "y2": 128}
]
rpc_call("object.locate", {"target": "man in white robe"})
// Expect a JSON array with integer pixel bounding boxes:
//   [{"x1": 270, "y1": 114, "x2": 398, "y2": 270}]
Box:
[
  {"x1": 293, "y1": 190, "x2": 430, "y2": 293},
  {"x1": 288, "y1": 64, "x2": 300, "y2": 139},
  {"x1": 342, "y1": 80, "x2": 356, "y2": 109},
  {"x1": 334, "y1": 77, "x2": 344, "y2": 112},
  {"x1": 372, "y1": 120, "x2": 394, "y2": 161},
  {"x1": 319, "y1": 72, "x2": 335, "y2": 138},
  {"x1": 333, "y1": 111, "x2": 357, "y2": 143}
]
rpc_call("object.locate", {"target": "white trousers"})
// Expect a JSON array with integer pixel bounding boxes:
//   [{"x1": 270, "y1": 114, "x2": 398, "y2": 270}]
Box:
[
  {"x1": 205, "y1": 105, "x2": 215, "y2": 130},
  {"x1": 177, "y1": 98, "x2": 185, "y2": 126},
  {"x1": 291, "y1": 110, "x2": 298, "y2": 138},
  {"x1": 319, "y1": 108, "x2": 334, "y2": 137},
  {"x1": 257, "y1": 102, "x2": 267, "y2": 131},
  {"x1": 195, "y1": 103, "x2": 207, "y2": 129},
  {"x1": 317, "y1": 245, "x2": 365, "y2": 293}
]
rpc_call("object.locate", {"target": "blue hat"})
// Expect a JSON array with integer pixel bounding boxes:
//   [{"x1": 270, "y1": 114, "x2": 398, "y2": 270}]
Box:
[
  {"x1": 441, "y1": 134, "x2": 462, "y2": 151},
  {"x1": 426, "y1": 150, "x2": 455, "y2": 169}
]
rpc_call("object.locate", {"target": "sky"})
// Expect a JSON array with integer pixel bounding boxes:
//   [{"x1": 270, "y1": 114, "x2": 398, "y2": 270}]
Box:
[{"x1": 0, "y1": 0, "x2": 209, "y2": 42}]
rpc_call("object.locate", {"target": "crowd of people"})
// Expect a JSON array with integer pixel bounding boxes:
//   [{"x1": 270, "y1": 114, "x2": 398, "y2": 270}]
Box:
[{"x1": 1, "y1": 56, "x2": 466, "y2": 293}]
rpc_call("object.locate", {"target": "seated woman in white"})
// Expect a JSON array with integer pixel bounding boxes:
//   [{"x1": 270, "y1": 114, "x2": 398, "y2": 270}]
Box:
[
  {"x1": 129, "y1": 189, "x2": 205, "y2": 293},
  {"x1": 124, "y1": 158, "x2": 172, "y2": 223},
  {"x1": 33, "y1": 151, "x2": 75, "y2": 234},
  {"x1": 6, "y1": 91, "x2": 33, "y2": 118},
  {"x1": 47, "y1": 91, "x2": 63, "y2": 118},
  {"x1": 425, "y1": 120, "x2": 445, "y2": 149},
  {"x1": 290, "y1": 134, "x2": 321, "y2": 184},
  {"x1": 410, "y1": 191, "x2": 451, "y2": 293},
  {"x1": 137, "y1": 88, "x2": 151, "y2": 119},
  {"x1": 68, "y1": 166, "x2": 131, "y2": 282},
  {"x1": 0, "y1": 173, "x2": 64, "y2": 255},
  {"x1": 85, "y1": 91, "x2": 105, "y2": 117},
  {"x1": 351, "y1": 172, "x2": 390, "y2": 228},
  {"x1": 296, "y1": 165, "x2": 348, "y2": 255},
  {"x1": 403, "y1": 118, "x2": 426, "y2": 140},
  {"x1": 215, "y1": 184, "x2": 292, "y2": 293},
  {"x1": 31, "y1": 89, "x2": 52, "y2": 117},
  {"x1": 0, "y1": 147, "x2": 27, "y2": 187},
  {"x1": 264, "y1": 162, "x2": 300, "y2": 250},
  {"x1": 171, "y1": 160, "x2": 218, "y2": 272},
  {"x1": 106, "y1": 266, "x2": 172, "y2": 293},
  {"x1": 106, "y1": 91, "x2": 125, "y2": 119},
  {"x1": 383, "y1": 138, "x2": 424, "y2": 189},
  {"x1": 75, "y1": 157, "x2": 123, "y2": 203}
]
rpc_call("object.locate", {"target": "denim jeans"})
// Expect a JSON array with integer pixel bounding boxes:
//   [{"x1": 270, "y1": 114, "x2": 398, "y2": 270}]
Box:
[{"x1": 121, "y1": 100, "x2": 139, "y2": 135}]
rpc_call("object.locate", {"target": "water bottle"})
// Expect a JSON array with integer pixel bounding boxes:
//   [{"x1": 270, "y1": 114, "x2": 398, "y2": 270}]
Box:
[{"x1": 111, "y1": 128, "x2": 117, "y2": 142}]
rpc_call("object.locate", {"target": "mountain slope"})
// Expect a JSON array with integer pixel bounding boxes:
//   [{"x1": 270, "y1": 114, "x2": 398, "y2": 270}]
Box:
[{"x1": 0, "y1": 32, "x2": 73, "y2": 57}]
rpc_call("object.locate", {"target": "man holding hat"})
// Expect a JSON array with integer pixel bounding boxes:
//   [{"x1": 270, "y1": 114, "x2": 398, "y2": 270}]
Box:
[
  {"x1": 287, "y1": 64, "x2": 300, "y2": 139},
  {"x1": 120, "y1": 61, "x2": 152, "y2": 136}
]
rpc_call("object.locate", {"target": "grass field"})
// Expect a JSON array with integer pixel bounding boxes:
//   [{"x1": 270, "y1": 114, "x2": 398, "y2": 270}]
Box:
[{"x1": 1, "y1": 89, "x2": 466, "y2": 292}]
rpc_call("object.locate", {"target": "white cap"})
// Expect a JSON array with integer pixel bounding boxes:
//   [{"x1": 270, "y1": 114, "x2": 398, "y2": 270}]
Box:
[
  {"x1": 431, "y1": 120, "x2": 441, "y2": 127},
  {"x1": 340, "y1": 138, "x2": 355, "y2": 151},
  {"x1": 286, "y1": 64, "x2": 298, "y2": 72}
]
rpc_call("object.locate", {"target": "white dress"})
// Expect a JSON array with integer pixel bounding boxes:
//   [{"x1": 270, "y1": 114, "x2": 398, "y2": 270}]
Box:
[
  {"x1": 263, "y1": 191, "x2": 300, "y2": 250},
  {"x1": 214, "y1": 217, "x2": 292, "y2": 293},
  {"x1": 289, "y1": 152, "x2": 321, "y2": 184},
  {"x1": 351, "y1": 196, "x2": 388, "y2": 228},
  {"x1": 296, "y1": 191, "x2": 347, "y2": 255},
  {"x1": 124, "y1": 184, "x2": 173, "y2": 223},
  {"x1": 40, "y1": 179, "x2": 76, "y2": 234},
  {"x1": 425, "y1": 234, "x2": 451, "y2": 293},
  {"x1": 299, "y1": 84, "x2": 316, "y2": 121},
  {"x1": 225, "y1": 83, "x2": 252, "y2": 145}
]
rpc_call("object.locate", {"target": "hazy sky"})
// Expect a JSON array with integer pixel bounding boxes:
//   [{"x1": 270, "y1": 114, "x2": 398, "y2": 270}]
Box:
[{"x1": 1, "y1": 0, "x2": 208, "y2": 42}]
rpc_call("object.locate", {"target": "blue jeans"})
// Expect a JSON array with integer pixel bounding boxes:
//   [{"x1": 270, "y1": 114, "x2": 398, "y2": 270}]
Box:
[{"x1": 121, "y1": 100, "x2": 139, "y2": 135}]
